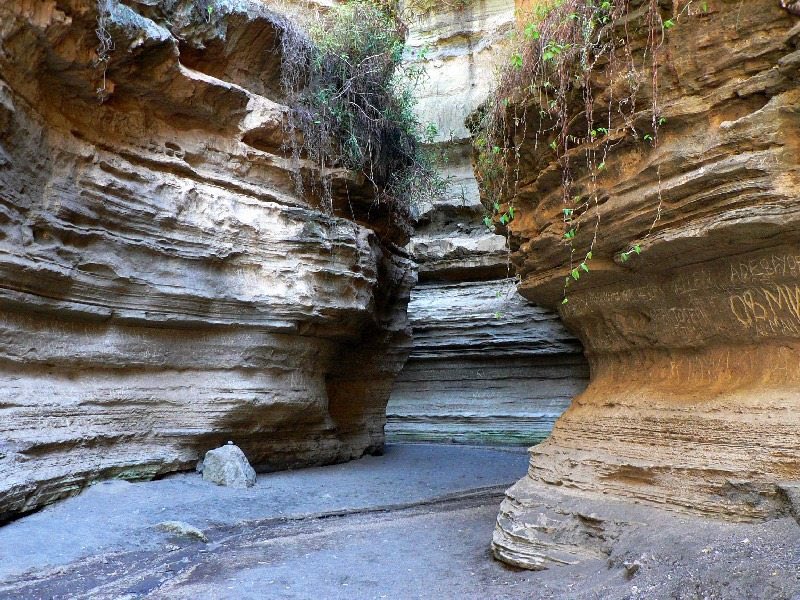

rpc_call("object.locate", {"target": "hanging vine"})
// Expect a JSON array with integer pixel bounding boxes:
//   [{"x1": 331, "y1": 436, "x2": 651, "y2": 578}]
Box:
[
  {"x1": 278, "y1": 0, "x2": 445, "y2": 225},
  {"x1": 471, "y1": 0, "x2": 707, "y2": 303}
]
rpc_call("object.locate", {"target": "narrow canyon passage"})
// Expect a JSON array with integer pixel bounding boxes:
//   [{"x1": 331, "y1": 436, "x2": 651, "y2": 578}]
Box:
[{"x1": 1, "y1": 0, "x2": 799, "y2": 598}]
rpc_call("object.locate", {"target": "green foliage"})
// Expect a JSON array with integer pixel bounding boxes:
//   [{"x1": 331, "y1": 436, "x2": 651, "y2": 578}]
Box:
[
  {"x1": 470, "y1": 0, "x2": 700, "y2": 303},
  {"x1": 281, "y1": 0, "x2": 443, "y2": 219},
  {"x1": 405, "y1": 0, "x2": 474, "y2": 16}
]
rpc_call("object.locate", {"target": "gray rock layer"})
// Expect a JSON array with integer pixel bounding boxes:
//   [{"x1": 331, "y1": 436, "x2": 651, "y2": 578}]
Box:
[
  {"x1": 0, "y1": 0, "x2": 413, "y2": 520},
  {"x1": 387, "y1": 281, "x2": 588, "y2": 445}
]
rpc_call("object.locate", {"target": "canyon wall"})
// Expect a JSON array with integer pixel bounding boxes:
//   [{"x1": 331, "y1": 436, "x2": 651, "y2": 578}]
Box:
[
  {"x1": 0, "y1": 0, "x2": 413, "y2": 520},
  {"x1": 386, "y1": 279, "x2": 587, "y2": 445},
  {"x1": 489, "y1": 0, "x2": 800, "y2": 568},
  {"x1": 385, "y1": 0, "x2": 588, "y2": 445}
]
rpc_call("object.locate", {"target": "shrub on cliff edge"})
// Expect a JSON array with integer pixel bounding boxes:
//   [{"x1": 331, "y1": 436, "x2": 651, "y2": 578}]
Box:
[{"x1": 281, "y1": 0, "x2": 443, "y2": 222}]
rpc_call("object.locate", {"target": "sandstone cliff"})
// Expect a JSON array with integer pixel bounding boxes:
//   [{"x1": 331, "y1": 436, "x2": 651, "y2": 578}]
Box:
[
  {"x1": 487, "y1": 0, "x2": 800, "y2": 568},
  {"x1": 0, "y1": 0, "x2": 413, "y2": 520},
  {"x1": 385, "y1": 0, "x2": 589, "y2": 445}
]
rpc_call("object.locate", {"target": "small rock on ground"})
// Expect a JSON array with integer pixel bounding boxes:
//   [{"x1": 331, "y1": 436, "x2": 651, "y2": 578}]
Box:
[
  {"x1": 202, "y1": 442, "x2": 256, "y2": 489},
  {"x1": 156, "y1": 521, "x2": 208, "y2": 543}
]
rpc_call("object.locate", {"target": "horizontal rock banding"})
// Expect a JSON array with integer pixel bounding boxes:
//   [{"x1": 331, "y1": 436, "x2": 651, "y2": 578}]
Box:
[
  {"x1": 387, "y1": 280, "x2": 588, "y2": 445},
  {"x1": 488, "y1": 0, "x2": 800, "y2": 568},
  {"x1": 0, "y1": 0, "x2": 413, "y2": 519},
  {"x1": 386, "y1": 0, "x2": 588, "y2": 446}
]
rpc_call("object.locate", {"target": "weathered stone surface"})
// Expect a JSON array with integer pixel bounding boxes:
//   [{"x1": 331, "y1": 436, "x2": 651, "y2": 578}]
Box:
[
  {"x1": 157, "y1": 520, "x2": 208, "y2": 543},
  {"x1": 489, "y1": 0, "x2": 800, "y2": 567},
  {"x1": 403, "y1": 0, "x2": 515, "y2": 283},
  {"x1": 1, "y1": 445, "x2": 797, "y2": 599},
  {"x1": 0, "y1": 0, "x2": 413, "y2": 520},
  {"x1": 386, "y1": 0, "x2": 588, "y2": 446},
  {"x1": 202, "y1": 444, "x2": 256, "y2": 488},
  {"x1": 386, "y1": 280, "x2": 588, "y2": 445}
]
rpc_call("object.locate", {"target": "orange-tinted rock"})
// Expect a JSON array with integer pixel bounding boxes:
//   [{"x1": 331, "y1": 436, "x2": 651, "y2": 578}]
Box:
[{"x1": 489, "y1": 0, "x2": 800, "y2": 568}]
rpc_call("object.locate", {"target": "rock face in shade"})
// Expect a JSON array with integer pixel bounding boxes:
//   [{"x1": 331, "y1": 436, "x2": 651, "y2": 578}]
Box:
[
  {"x1": 386, "y1": 280, "x2": 588, "y2": 444},
  {"x1": 385, "y1": 0, "x2": 588, "y2": 446},
  {"x1": 489, "y1": 0, "x2": 800, "y2": 568},
  {"x1": 0, "y1": 0, "x2": 413, "y2": 520}
]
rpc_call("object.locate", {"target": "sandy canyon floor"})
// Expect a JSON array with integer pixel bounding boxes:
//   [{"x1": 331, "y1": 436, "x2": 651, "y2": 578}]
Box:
[{"x1": 0, "y1": 444, "x2": 798, "y2": 600}]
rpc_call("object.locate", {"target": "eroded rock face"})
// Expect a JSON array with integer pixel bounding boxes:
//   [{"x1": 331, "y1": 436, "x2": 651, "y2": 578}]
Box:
[
  {"x1": 403, "y1": 0, "x2": 514, "y2": 283},
  {"x1": 0, "y1": 0, "x2": 413, "y2": 520},
  {"x1": 490, "y1": 0, "x2": 800, "y2": 568},
  {"x1": 386, "y1": 0, "x2": 588, "y2": 445},
  {"x1": 386, "y1": 280, "x2": 588, "y2": 444}
]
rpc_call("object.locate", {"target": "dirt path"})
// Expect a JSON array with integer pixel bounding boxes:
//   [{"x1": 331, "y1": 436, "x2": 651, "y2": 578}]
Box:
[{"x1": 1, "y1": 445, "x2": 798, "y2": 599}]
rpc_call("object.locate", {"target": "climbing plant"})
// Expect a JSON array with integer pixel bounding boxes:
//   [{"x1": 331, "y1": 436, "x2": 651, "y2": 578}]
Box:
[
  {"x1": 471, "y1": 0, "x2": 706, "y2": 303},
  {"x1": 94, "y1": 0, "x2": 114, "y2": 101},
  {"x1": 404, "y1": 0, "x2": 475, "y2": 15},
  {"x1": 280, "y1": 0, "x2": 445, "y2": 222}
]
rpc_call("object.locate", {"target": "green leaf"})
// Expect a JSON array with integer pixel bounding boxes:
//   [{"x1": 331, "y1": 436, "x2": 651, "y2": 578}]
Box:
[
  {"x1": 620, "y1": 252, "x2": 629, "y2": 263},
  {"x1": 562, "y1": 297, "x2": 569, "y2": 305},
  {"x1": 586, "y1": 251, "x2": 593, "y2": 260},
  {"x1": 663, "y1": 18, "x2": 676, "y2": 29},
  {"x1": 571, "y1": 268, "x2": 580, "y2": 280},
  {"x1": 633, "y1": 244, "x2": 642, "y2": 254},
  {"x1": 597, "y1": 162, "x2": 606, "y2": 171},
  {"x1": 580, "y1": 263, "x2": 589, "y2": 273},
  {"x1": 511, "y1": 53, "x2": 524, "y2": 69},
  {"x1": 500, "y1": 214, "x2": 508, "y2": 225},
  {"x1": 524, "y1": 24, "x2": 540, "y2": 40},
  {"x1": 483, "y1": 216, "x2": 492, "y2": 228},
  {"x1": 508, "y1": 205, "x2": 515, "y2": 219}
]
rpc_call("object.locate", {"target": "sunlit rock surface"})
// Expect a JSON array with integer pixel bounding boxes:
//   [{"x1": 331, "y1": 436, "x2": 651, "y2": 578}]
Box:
[
  {"x1": 0, "y1": 0, "x2": 413, "y2": 520},
  {"x1": 490, "y1": 0, "x2": 800, "y2": 568},
  {"x1": 386, "y1": 0, "x2": 588, "y2": 446}
]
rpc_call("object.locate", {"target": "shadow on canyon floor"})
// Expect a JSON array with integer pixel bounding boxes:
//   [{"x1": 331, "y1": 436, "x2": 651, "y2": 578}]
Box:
[{"x1": 0, "y1": 444, "x2": 798, "y2": 600}]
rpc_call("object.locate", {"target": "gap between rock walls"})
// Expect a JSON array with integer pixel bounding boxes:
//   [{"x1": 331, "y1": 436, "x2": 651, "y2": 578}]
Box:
[{"x1": 0, "y1": 0, "x2": 798, "y2": 596}]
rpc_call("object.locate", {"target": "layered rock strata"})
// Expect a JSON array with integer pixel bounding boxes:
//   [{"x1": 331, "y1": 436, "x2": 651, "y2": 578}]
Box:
[
  {"x1": 490, "y1": 0, "x2": 800, "y2": 568},
  {"x1": 386, "y1": 280, "x2": 588, "y2": 444},
  {"x1": 386, "y1": 0, "x2": 589, "y2": 446},
  {"x1": 0, "y1": 0, "x2": 413, "y2": 520},
  {"x1": 403, "y1": 0, "x2": 514, "y2": 284}
]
